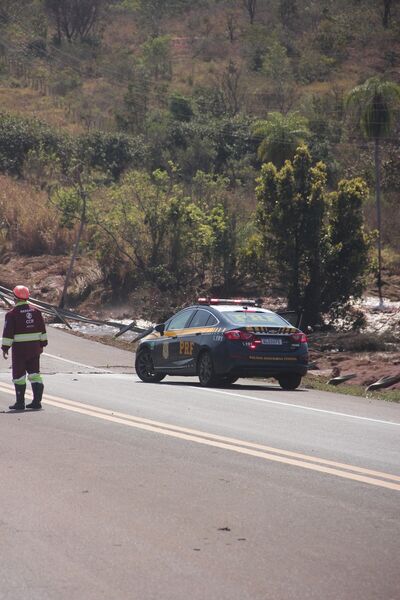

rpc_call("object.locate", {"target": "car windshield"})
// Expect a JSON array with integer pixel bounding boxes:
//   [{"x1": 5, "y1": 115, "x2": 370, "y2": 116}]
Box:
[{"x1": 224, "y1": 311, "x2": 290, "y2": 327}]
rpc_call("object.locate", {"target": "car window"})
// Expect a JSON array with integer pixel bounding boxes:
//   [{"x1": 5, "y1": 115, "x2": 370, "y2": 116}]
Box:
[
  {"x1": 206, "y1": 313, "x2": 218, "y2": 326},
  {"x1": 187, "y1": 309, "x2": 213, "y2": 328},
  {"x1": 277, "y1": 311, "x2": 301, "y2": 328},
  {"x1": 225, "y1": 311, "x2": 290, "y2": 327},
  {"x1": 166, "y1": 309, "x2": 195, "y2": 331}
]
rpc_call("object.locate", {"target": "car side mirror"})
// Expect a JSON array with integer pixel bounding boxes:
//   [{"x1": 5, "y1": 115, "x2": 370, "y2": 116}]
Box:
[{"x1": 155, "y1": 323, "x2": 165, "y2": 336}]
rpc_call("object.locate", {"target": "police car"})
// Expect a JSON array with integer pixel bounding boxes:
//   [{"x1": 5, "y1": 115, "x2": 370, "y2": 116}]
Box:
[{"x1": 134, "y1": 299, "x2": 308, "y2": 390}]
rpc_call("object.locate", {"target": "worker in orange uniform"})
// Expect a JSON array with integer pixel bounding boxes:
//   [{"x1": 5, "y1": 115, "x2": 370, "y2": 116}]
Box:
[{"x1": 1, "y1": 285, "x2": 48, "y2": 410}]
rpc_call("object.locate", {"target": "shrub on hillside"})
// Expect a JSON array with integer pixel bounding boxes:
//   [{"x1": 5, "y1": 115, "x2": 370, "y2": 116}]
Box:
[
  {"x1": 0, "y1": 113, "x2": 70, "y2": 176},
  {"x1": 77, "y1": 131, "x2": 149, "y2": 179},
  {"x1": 0, "y1": 113, "x2": 148, "y2": 180},
  {"x1": 297, "y1": 49, "x2": 335, "y2": 84},
  {"x1": 49, "y1": 68, "x2": 82, "y2": 96}
]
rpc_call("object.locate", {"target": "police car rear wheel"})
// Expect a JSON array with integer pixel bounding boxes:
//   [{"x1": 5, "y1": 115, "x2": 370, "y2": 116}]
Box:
[
  {"x1": 135, "y1": 349, "x2": 166, "y2": 383},
  {"x1": 278, "y1": 374, "x2": 302, "y2": 390},
  {"x1": 198, "y1": 351, "x2": 218, "y2": 387}
]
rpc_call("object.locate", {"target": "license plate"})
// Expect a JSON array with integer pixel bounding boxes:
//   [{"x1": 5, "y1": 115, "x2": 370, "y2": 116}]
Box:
[{"x1": 262, "y1": 337, "x2": 282, "y2": 345}]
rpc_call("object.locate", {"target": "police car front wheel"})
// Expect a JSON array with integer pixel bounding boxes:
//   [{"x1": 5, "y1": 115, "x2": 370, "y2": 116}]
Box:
[{"x1": 135, "y1": 349, "x2": 166, "y2": 383}]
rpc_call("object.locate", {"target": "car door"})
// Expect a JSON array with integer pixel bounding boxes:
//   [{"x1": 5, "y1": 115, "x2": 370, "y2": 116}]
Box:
[
  {"x1": 184, "y1": 309, "x2": 218, "y2": 371},
  {"x1": 162, "y1": 309, "x2": 196, "y2": 370}
]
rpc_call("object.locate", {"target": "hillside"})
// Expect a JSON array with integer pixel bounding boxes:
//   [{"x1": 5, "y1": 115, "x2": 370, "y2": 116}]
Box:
[
  {"x1": 0, "y1": 0, "x2": 399, "y2": 324},
  {"x1": 1, "y1": 2, "x2": 399, "y2": 137}
]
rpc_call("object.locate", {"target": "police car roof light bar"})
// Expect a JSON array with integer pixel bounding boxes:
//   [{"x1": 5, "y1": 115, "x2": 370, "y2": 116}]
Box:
[{"x1": 197, "y1": 297, "x2": 259, "y2": 306}]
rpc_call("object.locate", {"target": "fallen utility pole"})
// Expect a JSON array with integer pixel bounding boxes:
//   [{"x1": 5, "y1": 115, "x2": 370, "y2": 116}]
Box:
[
  {"x1": 0, "y1": 285, "x2": 147, "y2": 336},
  {"x1": 366, "y1": 373, "x2": 400, "y2": 392}
]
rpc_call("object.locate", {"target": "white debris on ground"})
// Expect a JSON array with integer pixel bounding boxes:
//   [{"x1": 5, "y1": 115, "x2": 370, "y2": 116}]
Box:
[
  {"x1": 51, "y1": 318, "x2": 153, "y2": 341},
  {"x1": 357, "y1": 296, "x2": 400, "y2": 334}
]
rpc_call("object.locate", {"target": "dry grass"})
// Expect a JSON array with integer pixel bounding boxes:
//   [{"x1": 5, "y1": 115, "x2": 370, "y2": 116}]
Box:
[
  {"x1": 0, "y1": 86, "x2": 83, "y2": 134},
  {"x1": 0, "y1": 175, "x2": 74, "y2": 255},
  {"x1": 303, "y1": 374, "x2": 400, "y2": 403}
]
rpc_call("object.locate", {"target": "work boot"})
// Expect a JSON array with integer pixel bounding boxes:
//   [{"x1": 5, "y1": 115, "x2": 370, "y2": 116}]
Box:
[
  {"x1": 26, "y1": 382, "x2": 44, "y2": 410},
  {"x1": 9, "y1": 384, "x2": 26, "y2": 410}
]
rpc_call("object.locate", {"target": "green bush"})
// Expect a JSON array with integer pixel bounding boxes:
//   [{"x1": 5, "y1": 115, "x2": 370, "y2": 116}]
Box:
[
  {"x1": 50, "y1": 68, "x2": 81, "y2": 96},
  {"x1": 25, "y1": 38, "x2": 47, "y2": 58},
  {"x1": 77, "y1": 131, "x2": 149, "y2": 179},
  {"x1": 0, "y1": 113, "x2": 69, "y2": 176},
  {"x1": 314, "y1": 19, "x2": 350, "y2": 62},
  {"x1": 242, "y1": 25, "x2": 270, "y2": 72},
  {"x1": 169, "y1": 92, "x2": 193, "y2": 122},
  {"x1": 0, "y1": 113, "x2": 150, "y2": 180},
  {"x1": 298, "y1": 50, "x2": 335, "y2": 83},
  {"x1": 147, "y1": 115, "x2": 257, "y2": 177}
]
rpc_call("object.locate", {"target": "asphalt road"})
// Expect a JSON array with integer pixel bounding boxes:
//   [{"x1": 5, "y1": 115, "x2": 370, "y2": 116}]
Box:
[{"x1": 0, "y1": 314, "x2": 399, "y2": 600}]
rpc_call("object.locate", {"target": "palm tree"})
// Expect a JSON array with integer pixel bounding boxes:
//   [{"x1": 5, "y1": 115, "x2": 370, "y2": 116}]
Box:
[
  {"x1": 252, "y1": 111, "x2": 310, "y2": 168},
  {"x1": 346, "y1": 77, "x2": 400, "y2": 305}
]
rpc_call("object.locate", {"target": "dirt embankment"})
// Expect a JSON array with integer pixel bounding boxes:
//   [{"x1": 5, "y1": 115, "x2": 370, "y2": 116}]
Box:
[
  {"x1": 308, "y1": 348, "x2": 400, "y2": 389},
  {"x1": 0, "y1": 254, "x2": 103, "y2": 306}
]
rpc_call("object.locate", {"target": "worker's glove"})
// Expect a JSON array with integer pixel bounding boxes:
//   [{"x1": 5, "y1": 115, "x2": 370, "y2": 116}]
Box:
[{"x1": 2, "y1": 349, "x2": 9, "y2": 359}]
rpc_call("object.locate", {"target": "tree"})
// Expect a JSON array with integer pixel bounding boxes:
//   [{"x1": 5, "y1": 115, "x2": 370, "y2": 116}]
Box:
[
  {"x1": 169, "y1": 93, "x2": 193, "y2": 122},
  {"x1": 296, "y1": 153, "x2": 327, "y2": 327},
  {"x1": 44, "y1": 0, "x2": 105, "y2": 43},
  {"x1": 23, "y1": 146, "x2": 101, "y2": 308},
  {"x1": 324, "y1": 179, "x2": 370, "y2": 313},
  {"x1": 279, "y1": 0, "x2": 298, "y2": 29},
  {"x1": 243, "y1": 24, "x2": 269, "y2": 71},
  {"x1": 141, "y1": 35, "x2": 172, "y2": 80},
  {"x1": 122, "y1": 0, "x2": 191, "y2": 36},
  {"x1": 262, "y1": 40, "x2": 295, "y2": 111},
  {"x1": 255, "y1": 146, "x2": 370, "y2": 326},
  {"x1": 253, "y1": 111, "x2": 310, "y2": 168},
  {"x1": 346, "y1": 77, "x2": 400, "y2": 304},
  {"x1": 242, "y1": 0, "x2": 257, "y2": 24},
  {"x1": 256, "y1": 146, "x2": 326, "y2": 321},
  {"x1": 382, "y1": 0, "x2": 398, "y2": 28},
  {"x1": 55, "y1": 164, "x2": 93, "y2": 308},
  {"x1": 116, "y1": 71, "x2": 150, "y2": 135},
  {"x1": 219, "y1": 61, "x2": 245, "y2": 116},
  {"x1": 225, "y1": 10, "x2": 239, "y2": 43},
  {"x1": 94, "y1": 169, "x2": 231, "y2": 293},
  {"x1": 0, "y1": 0, "x2": 32, "y2": 22}
]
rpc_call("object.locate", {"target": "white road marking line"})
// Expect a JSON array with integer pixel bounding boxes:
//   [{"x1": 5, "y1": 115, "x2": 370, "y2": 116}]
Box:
[
  {"x1": 0, "y1": 382, "x2": 399, "y2": 491},
  {"x1": 42, "y1": 352, "x2": 112, "y2": 372},
  {"x1": 191, "y1": 386, "x2": 400, "y2": 427}
]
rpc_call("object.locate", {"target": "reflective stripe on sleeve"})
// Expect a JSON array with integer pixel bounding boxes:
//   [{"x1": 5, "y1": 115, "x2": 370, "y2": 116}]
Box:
[
  {"x1": 41, "y1": 333, "x2": 48, "y2": 342},
  {"x1": 1, "y1": 337, "x2": 13, "y2": 347},
  {"x1": 14, "y1": 333, "x2": 42, "y2": 343}
]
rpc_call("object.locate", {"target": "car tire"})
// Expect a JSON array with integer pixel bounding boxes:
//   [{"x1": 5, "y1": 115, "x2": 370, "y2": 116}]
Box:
[
  {"x1": 135, "y1": 349, "x2": 166, "y2": 383},
  {"x1": 197, "y1": 351, "x2": 219, "y2": 387},
  {"x1": 278, "y1": 374, "x2": 302, "y2": 391}
]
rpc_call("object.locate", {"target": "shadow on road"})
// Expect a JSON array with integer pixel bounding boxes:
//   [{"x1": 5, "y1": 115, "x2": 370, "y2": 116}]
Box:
[
  {"x1": 1, "y1": 409, "x2": 44, "y2": 414},
  {"x1": 141, "y1": 381, "x2": 307, "y2": 392}
]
